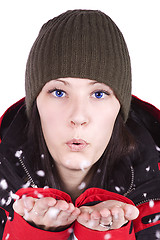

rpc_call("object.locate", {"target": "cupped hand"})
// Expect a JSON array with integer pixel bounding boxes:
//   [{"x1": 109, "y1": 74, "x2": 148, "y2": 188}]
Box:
[
  {"x1": 13, "y1": 197, "x2": 80, "y2": 231},
  {"x1": 77, "y1": 200, "x2": 139, "y2": 231}
]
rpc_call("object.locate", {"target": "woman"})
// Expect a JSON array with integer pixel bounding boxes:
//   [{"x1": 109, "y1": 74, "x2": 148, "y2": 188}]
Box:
[{"x1": 0, "y1": 10, "x2": 160, "y2": 240}]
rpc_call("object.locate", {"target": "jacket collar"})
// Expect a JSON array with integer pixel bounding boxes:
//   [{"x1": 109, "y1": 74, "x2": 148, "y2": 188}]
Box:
[{"x1": 0, "y1": 98, "x2": 28, "y2": 147}]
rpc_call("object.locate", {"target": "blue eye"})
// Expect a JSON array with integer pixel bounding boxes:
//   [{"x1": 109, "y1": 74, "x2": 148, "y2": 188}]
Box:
[
  {"x1": 93, "y1": 91, "x2": 105, "y2": 99},
  {"x1": 52, "y1": 89, "x2": 66, "y2": 98}
]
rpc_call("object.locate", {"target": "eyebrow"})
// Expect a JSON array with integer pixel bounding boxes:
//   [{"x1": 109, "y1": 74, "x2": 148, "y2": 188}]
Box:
[
  {"x1": 89, "y1": 81, "x2": 102, "y2": 85},
  {"x1": 53, "y1": 79, "x2": 70, "y2": 85},
  {"x1": 53, "y1": 79, "x2": 110, "y2": 88},
  {"x1": 54, "y1": 79, "x2": 101, "y2": 85}
]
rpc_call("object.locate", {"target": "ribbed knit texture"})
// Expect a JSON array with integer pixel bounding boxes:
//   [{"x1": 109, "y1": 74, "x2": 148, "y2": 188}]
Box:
[{"x1": 25, "y1": 10, "x2": 132, "y2": 121}]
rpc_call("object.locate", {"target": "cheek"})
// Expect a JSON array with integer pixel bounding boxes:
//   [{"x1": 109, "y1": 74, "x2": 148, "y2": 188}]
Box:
[
  {"x1": 38, "y1": 107, "x2": 64, "y2": 146},
  {"x1": 93, "y1": 105, "x2": 119, "y2": 155}
]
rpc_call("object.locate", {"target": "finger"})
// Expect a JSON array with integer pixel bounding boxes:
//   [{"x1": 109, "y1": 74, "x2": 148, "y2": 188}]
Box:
[
  {"x1": 90, "y1": 210, "x2": 101, "y2": 220},
  {"x1": 32, "y1": 197, "x2": 57, "y2": 216},
  {"x1": 46, "y1": 205, "x2": 80, "y2": 229},
  {"x1": 111, "y1": 206, "x2": 127, "y2": 229},
  {"x1": 124, "y1": 204, "x2": 139, "y2": 220},
  {"x1": 47, "y1": 203, "x2": 74, "y2": 222},
  {"x1": 87, "y1": 210, "x2": 101, "y2": 229},
  {"x1": 100, "y1": 208, "x2": 112, "y2": 226},
  {"x1": 70, "y1": 207, "x2": 81, "y2": 219},
  {"x1": 77, "y1": 211, "x2": 90, "y2": 223},
  {"x1": 52, "y1": 199, "x2": 69, "y2": 211},
  {"x1": 77, "y1": 211, "x2": 98, "y2": 230},
  {"x1": 42, "y1": 200, "x2": 71, "y2": 224},
  {"x1": 13, "y1": 197, "x2": 35, "y2": 215}
]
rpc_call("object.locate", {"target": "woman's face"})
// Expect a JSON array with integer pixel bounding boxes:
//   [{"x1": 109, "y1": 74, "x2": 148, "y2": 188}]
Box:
[{"x1": 37, "y1": 78, "x2": 120, "y2": 172}]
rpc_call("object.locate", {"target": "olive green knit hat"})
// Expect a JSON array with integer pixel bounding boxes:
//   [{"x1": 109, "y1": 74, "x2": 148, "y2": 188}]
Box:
[{"x1": 25, "y1": 9, "x2": 132, "y2": 121}]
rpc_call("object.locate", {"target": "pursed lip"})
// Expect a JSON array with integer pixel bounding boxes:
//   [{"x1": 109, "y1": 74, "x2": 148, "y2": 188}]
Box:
[{"x1": 66, "y1": 138, "x2": 88, "y2": 152}]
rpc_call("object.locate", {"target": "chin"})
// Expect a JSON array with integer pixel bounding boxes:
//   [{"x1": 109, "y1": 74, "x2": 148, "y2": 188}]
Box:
[{"x1": 63, "y1": 156, "x2": 92, "y2": 171}]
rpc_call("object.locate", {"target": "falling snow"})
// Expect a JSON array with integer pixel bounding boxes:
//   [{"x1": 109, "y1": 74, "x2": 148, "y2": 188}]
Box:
[
  {"x1": 155, "y1": 145, "x2": 160, "y2": 151},
  {"x1": 47, "y1": 207, "x2": 60, "y2": 218},
  {"x1": 78, "y1": 182, "x2": 86, "y2": 190},
  {"x1": 115, "y1": 186, "x2": 121, "y2": 192},
  {"x1": 156, "y1": 230, "x2": 160, "y2": 239},
  {"x1": 22, "y1": 181, "x2": 31, "y2": 188},
  {"x1": 23, "y1": 209, "x2": 29, "y2": 221},
  {"x1": 36, "y1": 170, "x2": 45, "y2": 177},
  {"x1": 153, "y1": 214, "x2": 160, "y2": 223},
  {"x1": 6, "y1": 197, "x2": 12, "y2": 206},
  {"x1": 68, "y1": 228, "x2": 73, "y2": 234},
  {"x1": 149, "y1": 200, "x2": 154, "y2": 208},
  {"x1": 148, "y1": 218, "x2": 152, "y2": 223},
  {"x1": 9, "y1": 191, "x2": 19, "y2": 200},
  {"x1": 143, "y1": 193, "x2": 147, "y2": 198},
  {"x1": 104, "y1": 233, "x2": 111, "y2": 239},
  {"x1": 0, "y1": 179, "x2": 8, "y2": 190},
  {"x1": 1, "y1": 198, "x2": 6, "y2": 205},
  {"x1": 41, "y1": 154, "x2": 45, "y2": 159},
  {"x1": 5, "y1": 233, "x2": 10, "y2": 240},
  {"x1": 34, "y1": 190, "x2": 44, "y2": 199},
  {"x1": 88, "y1": 220, "x2": 95, "y2": 228},
  {"x1": 15, "y1": 150, "x2": 23, "y2": 158},
  {"x1": 79, "y1": 160, "x2": 91, "y2": 171},
  {"x1": 146, "y1": 166, "x2": 151, "y2": 172}
]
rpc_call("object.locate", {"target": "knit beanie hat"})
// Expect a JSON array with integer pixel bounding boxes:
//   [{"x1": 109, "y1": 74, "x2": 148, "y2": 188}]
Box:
[{"x1": 25, "y1": 9, "x2": 132, "y2": 121}]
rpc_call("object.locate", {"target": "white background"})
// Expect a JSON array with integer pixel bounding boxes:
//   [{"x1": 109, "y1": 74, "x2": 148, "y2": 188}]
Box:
[{"x1": 0, "y1": 0, "x2": 160, "y2": 116}]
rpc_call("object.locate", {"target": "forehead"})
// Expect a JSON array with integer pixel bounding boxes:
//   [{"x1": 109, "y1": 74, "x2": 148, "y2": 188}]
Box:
[{"x1": 46, "y1": 77, "x2": 113, "y2": 90}]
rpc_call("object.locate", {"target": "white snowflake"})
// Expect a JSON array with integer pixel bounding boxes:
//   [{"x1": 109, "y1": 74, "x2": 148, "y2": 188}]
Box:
[
  {"x1": 7, "y1": 216, "x2": 12, "y2": 221},
  {"x1": 6, "y1": 197, "x2": 12, "y2": 206},
  {"x1": 88, "y1": 220, "x2": 95, "y2": 228},
  {"x1": 73, "y1": 234, "x2": 78, "y2": 240},
  {"x1": 41, "y1": 154, "x2": 45, "y2": 159},
  {"x1": 33, "y1": 190, "x2": 43, "y2": 199},
  {"x1": 78, "y1": 182, "x2": 86, "y2": 190},
  {"x1": 23, "y1": 209, "x2": 29, "y2": 221},
  {"x1": 104, "y1": 233, "x2": 112, "y2": 239},
  {"x1": 5, "y1": 233, "x2": 10, "y2": 240},
  {"x1": 153, "y1": 214, "x2": 160, "y2": 223},
  {"x1": 47, "y1": 207, "x2": 60, "y2": 218},
  {"x1": 68, "y1": 228, "x2": 73, "y2": 234},
  {"x1": 156, "y1": 230, "x2": 160, "y2": 239},
  {"x1": 146, "y1": 166, "x2": 150, "y2": 172},
  {"x1": 22, "y1": 181, "x2": 31, "y2": 188},
  {"x1": 0, "y1": 179, "x2": 8, "y2": 190},
  {"x1": 36, "y1": 170, "x2": 45, "y2": 177},
  {"x1": 143, "y1": 193, "x2": 147, "y2": 198},
  {"x1": 9, "y1": 191, "x2": 19, "y2": 200},
  {"x1": 79, "y1": 160, "x2": 91, "y2": 171},
  {"x1": 15, "y1": 150, "x2": 23, "y2": 158},
  {"x1": 115, "y1": 186, "x2": 121, "y2": 192},
  {"x1": 155, "y1": 145, "x2": 160, "y2": 152},
  {"x1": 149, "y1": 200, "x2": 154, "y2": 208},
  {"x1": 1, "y1": 198, "x2": 6, "y2": 205}
]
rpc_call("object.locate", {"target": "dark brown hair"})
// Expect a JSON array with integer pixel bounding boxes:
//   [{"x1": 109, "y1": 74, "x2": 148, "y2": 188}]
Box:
[{"x1": 27, "y1": 102, "x2": 136, "y2": 193}]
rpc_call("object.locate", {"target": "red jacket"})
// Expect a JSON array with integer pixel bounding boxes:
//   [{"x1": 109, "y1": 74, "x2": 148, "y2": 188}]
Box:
[{"x1": 0, "y1": 96, "x2": 160, "y2": 239}]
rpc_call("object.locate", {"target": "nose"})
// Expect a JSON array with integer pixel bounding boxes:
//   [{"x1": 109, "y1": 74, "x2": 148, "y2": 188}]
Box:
[{"x1": 69, "y1": 100, "x2": 89, "y2": 127}]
